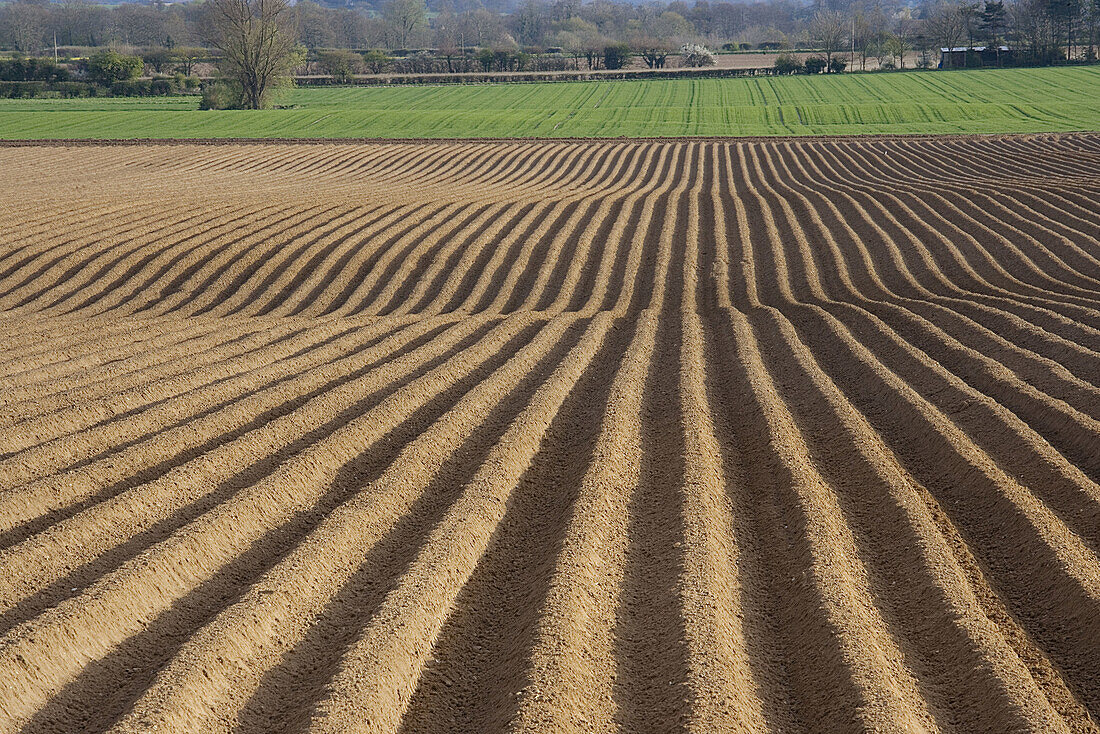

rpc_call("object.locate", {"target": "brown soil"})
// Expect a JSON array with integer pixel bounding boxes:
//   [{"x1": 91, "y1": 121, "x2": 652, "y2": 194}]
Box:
[{"x1": 1, "y1": 134, "x2": 1100, "y2": 734}]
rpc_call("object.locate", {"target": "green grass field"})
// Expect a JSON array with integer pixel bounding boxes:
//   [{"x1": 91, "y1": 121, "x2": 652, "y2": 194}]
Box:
[{"x1": 1, "y1": 65, "x2": 1097, "y2": 139}]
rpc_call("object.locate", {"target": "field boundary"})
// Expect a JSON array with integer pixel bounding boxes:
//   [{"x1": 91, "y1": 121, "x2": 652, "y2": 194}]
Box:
[{"x1": 2, "y1": 130, "x2": 1096, "y2": 146}]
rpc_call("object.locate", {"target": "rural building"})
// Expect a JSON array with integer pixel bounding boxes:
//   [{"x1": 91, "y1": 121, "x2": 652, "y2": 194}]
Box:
[{"x1": 939, "y1": 46, "x2": 1013, "y2": 68}]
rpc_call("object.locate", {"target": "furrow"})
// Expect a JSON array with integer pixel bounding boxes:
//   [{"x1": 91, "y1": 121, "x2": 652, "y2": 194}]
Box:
[
  {"x1": 0, "y1": 315, "x2": 540, "y2": 731},
  {"x1": 97, "y1": 316, "x2": 588, "y2": 734}
]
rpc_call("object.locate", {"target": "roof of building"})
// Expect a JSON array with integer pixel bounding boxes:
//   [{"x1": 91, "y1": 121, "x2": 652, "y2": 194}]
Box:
[{"x1": 940, "y1": 46, "x2": 1010, "y2": 52}]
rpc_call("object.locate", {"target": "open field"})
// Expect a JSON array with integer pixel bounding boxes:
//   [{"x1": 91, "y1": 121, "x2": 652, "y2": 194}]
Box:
[
  {"x1": 1, "y1": 65, "x2": 1099, "y2": 139},
  {"x1": 2, "y1": 133, "x2": 1100, "y2": 733}
]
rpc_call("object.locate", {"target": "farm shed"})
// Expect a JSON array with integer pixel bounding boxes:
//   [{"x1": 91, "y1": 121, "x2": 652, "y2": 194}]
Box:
[{"x1": 939, "y1": 45, "x2": 1013, "y2": 68}]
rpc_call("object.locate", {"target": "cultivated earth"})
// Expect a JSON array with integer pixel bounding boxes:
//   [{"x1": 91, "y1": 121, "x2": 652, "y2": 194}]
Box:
[{"x1": 1, "y1": 134, "x2": 1100, "y2": 733}]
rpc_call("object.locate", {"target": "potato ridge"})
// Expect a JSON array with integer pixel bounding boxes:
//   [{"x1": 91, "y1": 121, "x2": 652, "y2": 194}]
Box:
[{"x1": 2, "y1": 133, "x2": 1100, "y2": 734}]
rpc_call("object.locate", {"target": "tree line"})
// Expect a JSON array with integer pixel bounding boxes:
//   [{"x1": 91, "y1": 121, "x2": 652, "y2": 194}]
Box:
[{"x1": 2, "y1": 0, "x2": 1097, "y2": 64}]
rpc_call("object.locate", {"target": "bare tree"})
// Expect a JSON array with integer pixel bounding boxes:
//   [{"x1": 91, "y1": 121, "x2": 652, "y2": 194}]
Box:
[
  {"x1": 459, "y1": 8, "x2": 503, "y2": 48},
  {"x1": 294, "y1": 0, "x2": 337, "y2": 49},
  {"x1": 885, "y1": 33, "x2": 912, "y2": 67},
  {"x1": 809, "y1": 10, "x2": 847, "y2": 72},
  {"x1": 626, "y1": 9, "x2": 686, "y2": 68},
  {"x1": 851, "y1": 9, "x2": 888, "y2": 70},
  {"x1": 205, "y1": 0, "x2": 299, "y2": 109},
  {"x1": 382, "y1": 0, "x2": 427, "y2": 50},
  {"x1": 927, "y1": 1, "x2": 967, "y2": 66},
  {"x1": 1088, "y1": 0, "x2": 1100, "y2": 59},
  {"x1": 1, "y1": 1, "x2": 49, "y2": 54},
  {"x1": 960, "y1": 1, "x2": 981, "y2": 47},
  {"x1": 851, "y1": 11, "x2": 871, "y2": 70},
  {"x1": 172, "y1": 46, "x2": 206, "y2": 76}
]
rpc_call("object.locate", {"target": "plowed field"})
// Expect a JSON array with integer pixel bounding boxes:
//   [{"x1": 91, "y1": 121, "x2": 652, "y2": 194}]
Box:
[{"x1": 2, "y1": 134, "x2": 1100, "y2": 734}]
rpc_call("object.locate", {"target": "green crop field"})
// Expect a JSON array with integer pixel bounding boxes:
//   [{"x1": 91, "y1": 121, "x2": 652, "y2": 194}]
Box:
[{"x1": 0, "y1": 65, "x2": 1097, "y2": 139}]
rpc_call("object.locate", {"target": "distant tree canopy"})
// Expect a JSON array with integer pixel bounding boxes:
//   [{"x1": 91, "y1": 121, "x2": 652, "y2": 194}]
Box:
[
  {"x1": 316, "y1": 48, "x2": 365, "y2": 81},
  {"x1": 87, "y1": 50, "x2": 143, "y2": 84},
  {"x1": 0, "y1": 0, "x2": 1096, "y2": 70},
  {"x1": 382, "y1": 0, "x2": 427, "y2": 49}
]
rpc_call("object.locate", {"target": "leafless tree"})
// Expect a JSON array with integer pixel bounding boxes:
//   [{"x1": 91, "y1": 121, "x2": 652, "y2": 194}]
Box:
[
  {"x1": 205, "y1": 0, "x2": 298, "y2": 109},
  {"x1": 1088, "y1": 0, "x2": 1100, "y2": 59},
  {"x1": 172, "y1": 46, "x2": 206, "y2": 76},
  {"x1": 851, "y1": 9, "x2": 888, "y2": 70},
  {"x1": 885, "y1": 32, "x2": 912, "y2": 67},
  {"x1": 294, "y1": 1, "x2": 337, "y2": 49},
  {"x1": 382, "y1": 0, "x2": 427, "y2": 49},
  {"x1": 1, "y1": 1, "x2": 48, "y2": 54},
  {"x1": 927, "y1": 1, "x2": 967, "y2": 66},
  {"x1": 809, "y1": 9, "x2": 847, "y2": 71},
  {"x1": 960, "y1": 1, "x2": 981, "y2": 46},
  {"x1": 459, "y1": 8, "x2": 503, "y2": 48}
]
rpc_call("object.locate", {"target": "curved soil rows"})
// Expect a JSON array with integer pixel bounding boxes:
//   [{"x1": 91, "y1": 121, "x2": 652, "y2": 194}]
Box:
[{"x1": 1, "y1": 133, "x2": 1099, "y2": 734}]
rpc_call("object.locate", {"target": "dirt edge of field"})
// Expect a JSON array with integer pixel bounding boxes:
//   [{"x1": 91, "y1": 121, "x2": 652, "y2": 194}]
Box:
[{"x1": 1, "y1": 130, "x2": 1096, "y2": 147}]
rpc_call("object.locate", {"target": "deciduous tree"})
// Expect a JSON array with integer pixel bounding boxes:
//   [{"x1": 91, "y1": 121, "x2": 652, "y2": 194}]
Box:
[
  {"x1": 927, "y1": 0, "x2": 967, "y2": 66},
  {"x1": 87, "y1": 49, "x2": 143, "y2": 83},
  {"x1": 205, "y1": 0, "x2": 300, "y2": 109},
  {"x1": 809, "y1": 9, "x2": 847, "y2": 71},
  {"x1": 382, "y1": 0, "x2": 427, "y2": 50},
  {"x1": 885, "y1": 32, "x2": 912, "y2": 67},
  {"x1": 316, "y1": 48, "x2": 363, "y2": 81},
  {"x1": 679, "y1": 41, "x2": 717, "y2": 66},
  {"x1": 633, "y1": 37, "x2": 675, "y2": 67},
  {"x1": 172, "y1": 47, "x2": 206, "y2": 76}
]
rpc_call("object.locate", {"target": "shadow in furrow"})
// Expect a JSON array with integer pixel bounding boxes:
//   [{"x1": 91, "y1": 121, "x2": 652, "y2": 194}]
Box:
[
  {"x1": 248, "y1": 207, "x2": 398, "y2": 317},
  {"x1": 612, "y1": 315, "x2": 692, "y2": 733},
  {"x1": 116, "y1": 209, "x2": 306, "y2": 317},
  {"x1": 348, "y1": 204, "x2": 486, "y2": 316},
  {"x1": 1, "y1": 209, "x2": 213, "y2": 307},
  {"x1": 395, "y1": 317, "x2": 633, "y2": 734},
  {"x1": 217, "y1": 209, "x2": 386, "y2": 318},
  {"x1": 703, "y1": 307, "x2": 879, "y2": 733},
  {"x1": 0, "y1": 323, "x2": 495, "y2": 638},
  {"x1": 699, "y1": 310, "x2": 801, "y2": 732},
  {"x1": 439, "y1": 202, "x2": 558, "y2": 316},
  {"x1": 564, "y1": 197, "x2": 628, "y2": 313},
  {"x1": 612, "y1": 157, "x2": 693, "y2": 728},
  {"x1": 783, "y1": 303, "x2": 1100, "y2": 723},
  {"x1": 145, "y1": 208, "x2": 335, "y2": 317},
  {"x1": 748, "y1": 310, "x2": 963, "y2": 732},
  {"x1": 0, "y1": 323, "x2": 420, "y2": 552},
  {"x1": 0, "y1": 324, "x2": 316, "y2": 464},
  {"x1": 499, "y1": 200, "x2": 588, "y2": 315},
  {"x1": 596, "y1": 196, "x2": 647, "y2": 314},
  {"x1": 17, "y1": 322, "x2": 541, "y2": 734},
  {"x1": 233, "y1": 319, "x2": 589, "y2": 734},
  {"x1": 377, "y1": 203, "x2": 528, "y2": 317},
  {"x1": 312, "y1": 204, "x2": 455, "y2": 318}
]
